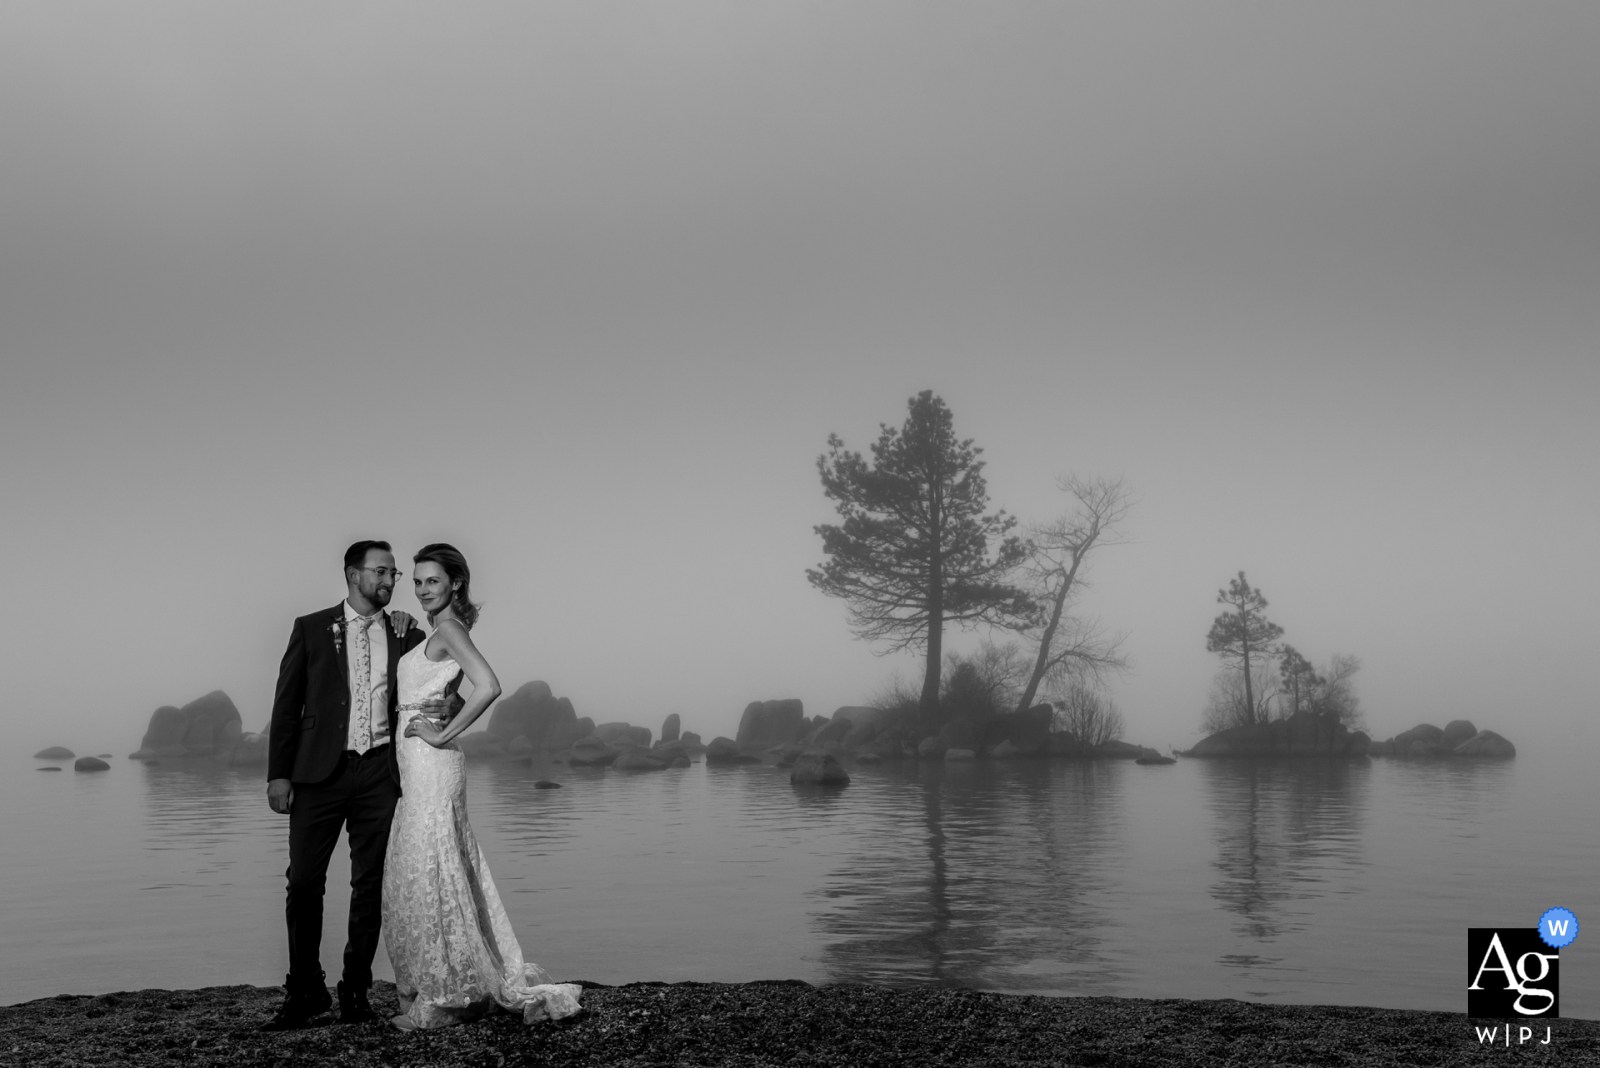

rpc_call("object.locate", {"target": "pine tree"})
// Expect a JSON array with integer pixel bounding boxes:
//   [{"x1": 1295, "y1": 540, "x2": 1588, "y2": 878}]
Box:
[
  {"x1": 1205, "y1": 572, "x2": 1284, "y2": 725},
  {"x1": 809, "y1": 391, "x2": 1032, "y2": 731}
]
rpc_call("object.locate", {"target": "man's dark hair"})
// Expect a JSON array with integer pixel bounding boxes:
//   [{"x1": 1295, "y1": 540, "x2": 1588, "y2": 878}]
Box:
[{"x1": 344, "y1": 540, "x2": 393, "y2": 572}]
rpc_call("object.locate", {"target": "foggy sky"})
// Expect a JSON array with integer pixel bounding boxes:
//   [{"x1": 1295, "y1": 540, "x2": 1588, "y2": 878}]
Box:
[{"x1": 3, "y1": 2, "x2": 1596, "y2": 755}]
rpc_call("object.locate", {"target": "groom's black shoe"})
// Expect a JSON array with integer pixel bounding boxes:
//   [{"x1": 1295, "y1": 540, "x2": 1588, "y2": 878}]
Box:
[
  {"x1": 337, "y1": 981, "x2": 379, "y2": 1024},
  {"x1": 262, "y1": 973, "x2": 333, "y2": 1030}
]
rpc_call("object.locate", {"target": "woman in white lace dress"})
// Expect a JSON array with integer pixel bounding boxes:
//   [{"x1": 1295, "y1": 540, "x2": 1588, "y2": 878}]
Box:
[{"x1": 381, "y1": 543, "x2": 582, "y2": 1031}]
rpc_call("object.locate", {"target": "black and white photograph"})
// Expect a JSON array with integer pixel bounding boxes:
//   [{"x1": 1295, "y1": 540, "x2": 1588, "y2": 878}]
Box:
[{"x1": 2, "y1": 3, "x2": 1596, "y2": 1064}]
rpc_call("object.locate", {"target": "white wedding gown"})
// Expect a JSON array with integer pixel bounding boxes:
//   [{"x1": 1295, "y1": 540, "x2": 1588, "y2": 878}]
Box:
[{"x1": 381, "y1": 637, "x2": 582, "y2": 1029}]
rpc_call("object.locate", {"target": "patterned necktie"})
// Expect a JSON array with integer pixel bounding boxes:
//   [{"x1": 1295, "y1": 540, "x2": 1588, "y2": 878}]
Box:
[{"x1": 350, "y1": 614, "x2": 377, "y2": 753}]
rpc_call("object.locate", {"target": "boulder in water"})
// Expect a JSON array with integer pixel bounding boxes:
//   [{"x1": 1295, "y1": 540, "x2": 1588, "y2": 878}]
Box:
[
  {"x1": 74, "y1": 756, "x2": 110, "y2": 772},
  {"x1": 229, "y1": 732, "x2": 269, "y2": 766},
  {"x1": 808, "y1": 718, "x2": 851, "y2": 749},
  {"x1": 660, "y1": 713, "x2": 681, "y2": 744},
  {"x1": 916, "y1": 735, "x2": 947, "y2": 759},
  {"x1": 854, "y1": 751, "x2": 882, "y2": 765},
  {"x1": 614, "y1": 751, "x2": 668, "y2": 772},
  {"x1": 736, "y1": 700, "x2": 807, "y2": 750},
  {"x1": 34, "y1": 747, "x2": 75, "y2": 760},
  {"x1": 680, "y1": 731, "x2": 702, "y2": 748},
  {"x1": 789, "y1": 750, "x2": 849, "y2": 786},
  {"x1": 37, "y1": 766, "x2": 61, "y2": 772},
  {"x1": 1135, "y1": 754, "x2": 1177, "y2": 765},
  {"x1": 1454, "y1": 730, "x2": 1516, "y2": 759},
  {"x1": 566, "y1": 736, "x2": 619, "y2": 767},
  {"x1": 668, "y1": 752, "x2": 692, "y2": 768},
  {"x1": 129, "y1": 691, "x2": 242, "y2": 760},
  {"x1": 945, "y1": 748, "x2": 977, "y2": 762},
  {"x1": 484, "y1": 682, "x2": 588, "y2": 751},
  {"x1": 595, "y1": 722, "x2": 652, "y2": 749},
  {"x1": 705, "y1": 736, "x2": 760, "y2": 765},
  {"x1": 1441, "y1": 720, "x2": 1478, "y2": 750},
  {"x1": 1386, "y1": 723, "x2": 1444, "y2": 758},
  {"x1": 534, "y1": 780, "x2": 562, "y2": 789}
]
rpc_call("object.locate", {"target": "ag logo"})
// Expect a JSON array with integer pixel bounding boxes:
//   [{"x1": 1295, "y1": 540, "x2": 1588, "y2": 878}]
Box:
[{"x1": 1468, "y1": 929, "x2": 1559, "y2": 1018}]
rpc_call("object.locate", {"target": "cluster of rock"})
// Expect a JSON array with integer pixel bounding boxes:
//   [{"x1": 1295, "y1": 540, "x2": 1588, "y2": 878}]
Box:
[
  {"x1": 452, "y1": 681, "x2": 706, "y2": 773},
  {"x1": 32, "y1": 747, "x2": 113, "y2": 772},
  {"x1": 1182, "y1": 710, "x2": 1372, "y2": 758},
  {"x1": 126, "y1": 691, "x2": 269, "y2": 766},
  {"x1": 1180, "y1": 711, "x2": 1515, "y2": 761},
  {"x1": 1367, "y1": 720, "x2": 1515, "y2": 760},
  {"x1": 692, "y1": 699, "x2": 1172, "y2": 786}
]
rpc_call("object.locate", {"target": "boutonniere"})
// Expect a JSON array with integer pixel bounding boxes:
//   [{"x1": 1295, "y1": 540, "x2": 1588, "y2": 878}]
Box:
[{"x1": 330, "y1": 617, "x2": 347, "y2": 655}]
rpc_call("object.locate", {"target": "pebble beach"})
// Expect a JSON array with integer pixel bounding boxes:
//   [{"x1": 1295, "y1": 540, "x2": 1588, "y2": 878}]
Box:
[{"x1": 4, "y1": 980, "x2": 1595, "y2": 1067}]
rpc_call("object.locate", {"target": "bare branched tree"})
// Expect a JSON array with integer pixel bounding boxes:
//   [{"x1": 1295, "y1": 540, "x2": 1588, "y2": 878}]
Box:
[
  {"x1": 941, "y1": 640, "x2": 1030, "y2": 720},
  {"x1": 1010, "y1": 475, "x2": 1133, "y2": 713},
  {"x1": 1050, "y1": 680, "x2": 1127, "y2": 747},
  {"x1": 1307, "y1": 653, "x2": 1363, "y2": 728},
  {"x1": 1200, "y1": 664, "x2": 1283, "y2": 735}
]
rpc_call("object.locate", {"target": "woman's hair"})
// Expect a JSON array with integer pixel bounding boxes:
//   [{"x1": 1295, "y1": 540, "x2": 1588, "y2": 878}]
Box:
[{"x1": 412, "y1": 542, "x2": 480, "y2": 629}]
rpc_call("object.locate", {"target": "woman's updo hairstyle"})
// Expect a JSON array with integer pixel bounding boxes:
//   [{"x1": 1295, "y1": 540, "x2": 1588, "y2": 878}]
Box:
[{"x1": 413, "y1": 542, "x2": 480, "y2": 629}]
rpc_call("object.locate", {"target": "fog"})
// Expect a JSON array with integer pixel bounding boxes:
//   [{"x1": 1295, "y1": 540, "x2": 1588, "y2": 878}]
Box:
[{"x1": 2, "y1": 3, "x2": 1596, "y2": 759}]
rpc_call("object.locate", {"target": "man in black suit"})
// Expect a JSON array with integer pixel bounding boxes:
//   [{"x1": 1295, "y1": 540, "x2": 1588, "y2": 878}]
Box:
[{"x1": 264, "y1": 540, "x2": 446, "y2": 1029}]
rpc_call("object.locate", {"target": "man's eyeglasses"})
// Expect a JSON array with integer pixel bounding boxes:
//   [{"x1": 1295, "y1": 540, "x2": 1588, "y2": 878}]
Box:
[{"x1": 357, "y1": 567, "x2": 403, "y2": 580}]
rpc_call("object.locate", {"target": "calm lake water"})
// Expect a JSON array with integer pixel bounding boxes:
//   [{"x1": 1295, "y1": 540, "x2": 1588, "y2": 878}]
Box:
[{"x1": 4, "y1": 746, "x2": 1596, "y2": 1016}]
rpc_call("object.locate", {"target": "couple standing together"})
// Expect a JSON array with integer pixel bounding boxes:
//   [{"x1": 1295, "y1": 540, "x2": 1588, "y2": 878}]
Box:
[{"x1": 265, "y1": 540, "x2": 581, "y2": 1031}]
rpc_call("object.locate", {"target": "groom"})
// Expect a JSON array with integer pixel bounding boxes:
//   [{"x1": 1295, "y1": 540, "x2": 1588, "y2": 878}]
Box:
[{"x1": 265, "y1": 540, "x2": 444, "y2": 1029}]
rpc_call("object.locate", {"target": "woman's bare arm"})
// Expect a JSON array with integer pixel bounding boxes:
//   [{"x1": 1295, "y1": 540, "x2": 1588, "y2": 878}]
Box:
[{"x1": 426, "y1": 619, "x2": 501, "y2": 745}]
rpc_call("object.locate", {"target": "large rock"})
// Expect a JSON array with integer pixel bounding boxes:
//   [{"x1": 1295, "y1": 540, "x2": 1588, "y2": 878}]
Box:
[
  {"x1": 228, "y1": 732, "x2": 269, "y2": 766},
  {"x1": 736, "y1": 699, "x2": 807, "y2": 750},
  {"x1": 680, "y1": 731, "x2": 703, "y2": 748},
  {"x1": 485, "y1": 682, "x2": 588, "y2": 750},
  {"x1": 34, "y1": 747, "x2": 75, "y2": 760},
  {"x1": 809, "y1": 718, "x2": 852, "y2": 749},
  {"x1": 594, "y1": 722, "x2": 652, "y2": 749},
  {"x1": 660, "y1": 714, "x2": 681, "y2": 744},
  {"x1": 614, "y1": 751, "x2": 668, "y2": 772},
  {"x1": 1135, "y1": 753, "x2": 1177, "y2": 765},
  {"x1": 990, "y1": 738, "x2": 1044, "y2": 759},
  {"x1": 1185, "y1": 711, "x2": 1370, "y2": 758},
  {"x1": 130, "y1": 691, "x2": 243, "y2": 760},
  {"x1": 790, "y1": 750, "x2": 850, "y2": 786},
  {"x1": 566, "y1": 736, "x2": 619, "y2": 767},
  {"x1": 1441, "y1": 720, "x2": 1479, "y2": 750},
  {"x1": 1387, "y1": 723, "x2": 1444, "y2": 757},
  {"x1": 1454, "y1": 730, "x2": 1516, "y2": 759},
  {"x1": 74, "y1": 756, "x2": 110, "y2": 772},
  {"x1": 705, "y1": 736, "x2": 761, "y2": 765},
  {"x1": 944, "y1": 748, "x2": 977, "y2": 762},
  {"x1": 917, "y1": 735, "x2": 947, "y2": 759},
  {"x1": 940, "y1": 718, "x2": 981, "y2": 750}
]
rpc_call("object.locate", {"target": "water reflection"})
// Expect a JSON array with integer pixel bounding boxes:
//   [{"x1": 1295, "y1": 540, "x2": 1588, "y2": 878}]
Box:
[
  {"x1": 1200, "y1": 760, "x2": 1369, "y2": 987},
  {"x1": 814, "y1": 761, "x2": 1130, "y2": 993}
]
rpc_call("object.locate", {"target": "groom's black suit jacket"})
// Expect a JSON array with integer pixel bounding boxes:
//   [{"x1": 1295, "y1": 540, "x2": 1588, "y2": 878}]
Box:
[{"x1": 268, "y1": 603, "x2": 426, "y2": 789}]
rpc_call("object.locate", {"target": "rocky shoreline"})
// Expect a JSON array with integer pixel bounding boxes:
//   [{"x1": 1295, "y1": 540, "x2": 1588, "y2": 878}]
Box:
[{"x1": 4, "y1": 980, "x2": 1595, "y2": 1067}]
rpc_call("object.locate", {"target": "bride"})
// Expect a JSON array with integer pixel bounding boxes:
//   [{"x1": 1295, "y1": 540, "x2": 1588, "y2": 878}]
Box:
[{"x1": 381, "y1": 542, "x2": 582, "y2": 1030}]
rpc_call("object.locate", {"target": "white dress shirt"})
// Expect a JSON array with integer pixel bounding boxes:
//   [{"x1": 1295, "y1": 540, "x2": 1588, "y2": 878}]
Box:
[{"x1": 343, "y1": 601, "x2": 390, "y2": 751}]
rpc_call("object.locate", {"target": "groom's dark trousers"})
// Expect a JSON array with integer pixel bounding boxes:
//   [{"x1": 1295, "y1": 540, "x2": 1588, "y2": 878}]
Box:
[{"x1": 269, "y1": 604, "x2": 424, "y2": 994}]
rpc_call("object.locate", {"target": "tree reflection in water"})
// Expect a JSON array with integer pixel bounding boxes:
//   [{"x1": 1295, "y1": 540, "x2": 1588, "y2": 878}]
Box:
[
  {"x1": 811, "y1": 760, "x2": 1131, "y2": 993},
  {"x1": 1201, "y1": 759, "x2": 1368, "y2": 986}
]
